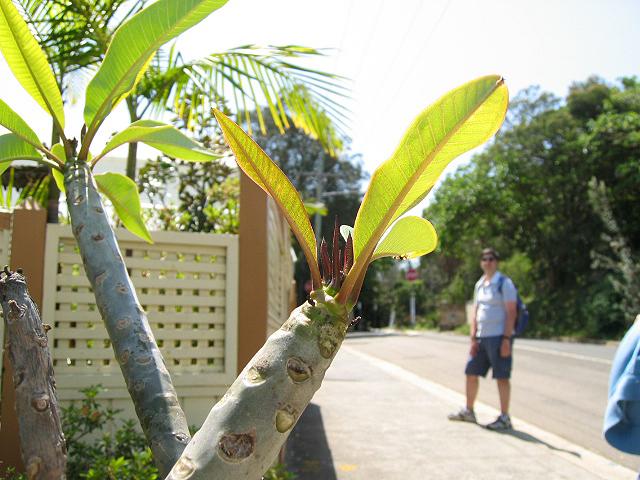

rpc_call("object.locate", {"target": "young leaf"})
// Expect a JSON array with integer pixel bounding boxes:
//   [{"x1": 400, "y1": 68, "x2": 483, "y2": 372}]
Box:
[
  {"x1": 94, "y1": 120, "x2": 218, "y2": 165},
  {"x1": 83, "y1": 0, "x2": 229, "y2": 146},
  {"x1": 0, "y1": 0, "x2": 64, "y2": 128},
  {"x1": 338, "y1": 75, "x2": 508, "y2": 304},
  {"x1": 0, "y1": 98, "x2": 42, "y2": 149},
  {"x1": 0, "y1": 133, "x2": 41, "y2": 162},
  {"x1": 212, "y1": 108, "x2": 322, "y2": 288},
  {"x1": 371, "y1": 217, "x2": 437, "y2": 261},
  {"x1": 94, "y1": 172, "x2": 152, "y2": 244}
]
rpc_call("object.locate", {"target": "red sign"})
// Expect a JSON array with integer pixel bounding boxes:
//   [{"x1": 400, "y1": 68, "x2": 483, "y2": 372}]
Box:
[{"x1": 406, "y1": 268, "x2": 418, "y2": 281}]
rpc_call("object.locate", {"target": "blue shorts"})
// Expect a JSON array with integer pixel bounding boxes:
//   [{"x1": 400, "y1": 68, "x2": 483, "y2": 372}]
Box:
[{"x1": 465, "y1": 335, "x2": 513, "y2": 379}]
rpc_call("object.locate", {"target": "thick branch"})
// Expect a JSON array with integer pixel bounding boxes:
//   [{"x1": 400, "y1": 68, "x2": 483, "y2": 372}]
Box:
[
  {"x1": 167, "y1": 291, "x2": 350, "y2": 479},
  {"x1": 0, "y1": 269, "x2": 66, "y2": 479},
  {"x1": 63, "y1": 160, "x2": 190, "y2": 476}
]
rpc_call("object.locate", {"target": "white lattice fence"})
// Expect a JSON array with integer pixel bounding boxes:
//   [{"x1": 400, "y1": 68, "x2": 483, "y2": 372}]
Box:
[
  {"x1": 266, "y1": 198, "x2": 295, "y2": 335},
  {"x1": 42, "y1": 225, "x2": 238, "y2": 427}
]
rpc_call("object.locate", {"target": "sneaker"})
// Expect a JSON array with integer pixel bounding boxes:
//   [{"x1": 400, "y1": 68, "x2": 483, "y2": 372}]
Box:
[
  {"x1": 447, "y1": 408, "x2": 477, "y2": 423},
  {"x1": 485, "y1": 413, "x2": 512, "y2": 431}
]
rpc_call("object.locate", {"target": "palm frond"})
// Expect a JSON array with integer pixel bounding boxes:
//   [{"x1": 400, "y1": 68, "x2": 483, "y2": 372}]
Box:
[
  {"x1": 136, "y1": 45, "x2": 351, "y2": 154},
  {"x1": 15, "y1": 0, "x2": 147, "y2": 81}
]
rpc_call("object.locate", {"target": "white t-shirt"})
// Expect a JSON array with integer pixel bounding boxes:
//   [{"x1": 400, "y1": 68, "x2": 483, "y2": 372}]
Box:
[{"x1": 474, "y1": 272, "x2": 517, "y2": 337}]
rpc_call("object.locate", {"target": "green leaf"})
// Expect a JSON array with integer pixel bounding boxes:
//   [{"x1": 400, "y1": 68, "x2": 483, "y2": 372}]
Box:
[
  {"x1": 339, "y1": 75, "x2": 508, "y2": 304},
  {"x1": 95, "y1": 120, "x2": 218, "y2": 164},
  {"x1": 304, "y1": 201, "x2": 327, "y2": 216},
  {"x1": 83, "y1": 0, "x2": 228, "y2": 138},
  {"x1": 371, "y1": 217, "x2": 437, "y2": 261},
  {"x1": 94, "y1": 172, "x2": 152, "y2": 244},
  {"x1": 0, "y1": 98, "x2": 42, "y2": 148},
  {"x1": 51, "y1": 144, "x2": 66, "y2": 193},
  {"x1": 0, "y1": 133, "x2": 41, "y2": 162},
  {"x1": 0, "y1": 159, "x2": 10, "y2": 177},
  {"x1": 212, "y1": 108, "x2": 322, "y2": 287},
  {"x1": 0, "y1": 0, "x2": 64, "y2": 128}
]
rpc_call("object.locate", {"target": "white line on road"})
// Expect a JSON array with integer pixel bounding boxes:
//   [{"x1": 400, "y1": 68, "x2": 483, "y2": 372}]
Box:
[
  {"x1": 401, "y1": 331, "x2": 613, "y2": 365},
  {"x1": 343, "y1": 345, "x2": 636, "y2": 480},
  {"x1": 515, "y1": 344, "x2": 612, "y2": 365}
]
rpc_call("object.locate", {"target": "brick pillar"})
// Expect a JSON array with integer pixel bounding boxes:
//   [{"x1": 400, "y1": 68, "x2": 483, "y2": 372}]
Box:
[
  {"x1": 237, "y1": 173, "x2": 269, "y2": 374},
  {"x1": 0, "y1": 204, "x2": 47, "y2": 473}
]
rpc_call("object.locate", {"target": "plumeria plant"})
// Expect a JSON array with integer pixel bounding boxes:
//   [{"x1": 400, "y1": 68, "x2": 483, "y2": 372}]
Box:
[
  {"x1": 1, "y1": 0, "x2": 228, "y2": 476},
  {"x1": 0, "y1": 0, "x2": 508, "y2": 477},
  {"x1": 163, "y1": 75, "x2": 508, "y2": 478}
]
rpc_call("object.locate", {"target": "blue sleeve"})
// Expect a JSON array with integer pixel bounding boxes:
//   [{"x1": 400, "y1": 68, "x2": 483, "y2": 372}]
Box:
[
  {"x1": 501, "y1": 277, "x2": 517, "y2": 303},
  {"x1": 603, "y1": 320, "x2": 640, "y2": 454}
]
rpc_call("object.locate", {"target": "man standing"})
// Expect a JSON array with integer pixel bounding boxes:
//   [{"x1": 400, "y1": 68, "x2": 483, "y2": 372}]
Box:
[{"x1": 448, "y1": 248, "x2": 517, "y2": 430}]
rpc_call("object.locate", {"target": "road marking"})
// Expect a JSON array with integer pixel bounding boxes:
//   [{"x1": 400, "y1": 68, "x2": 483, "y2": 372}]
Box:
[
  {"x1": 343, "y1": 345, "x2": 636, "y2": 480},
  {"x1": 515, "y1": 344, "x2": 612, "y2": 365},
  {"x1": 401, "y1": 331, "x2": 613, "y2": 365}
]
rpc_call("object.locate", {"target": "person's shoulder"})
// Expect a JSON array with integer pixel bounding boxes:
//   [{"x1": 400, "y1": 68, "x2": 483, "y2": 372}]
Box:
[
  {"x1": 474, "y1": 276, "x2": 484, "y2": 288},
  {"x1": 498, "y1": 272, "x2": 517, "y2": 291}
]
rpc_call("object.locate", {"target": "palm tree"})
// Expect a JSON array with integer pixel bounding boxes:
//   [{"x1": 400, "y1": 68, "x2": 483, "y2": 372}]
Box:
[
  {"x1": 18, "y1": 0, "x2": 150, "y2": 220},
  {"x1": 19, "y1": 0, "x2": 348, "y2": 181}
]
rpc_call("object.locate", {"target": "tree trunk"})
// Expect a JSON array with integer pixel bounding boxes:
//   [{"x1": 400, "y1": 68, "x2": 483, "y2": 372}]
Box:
[
  {"x1": 126, "y1": 141, "x2": 138, "y2": 181},
  {"x1": 63, "y1": 159, "x2": 190, "y2": 476},
  {"x1": 0, "y1": 269, "x2": 66, "y2": 479},
  {"x1": 167, "y1": 291, "x2": 350, "y2": 479},
  {"x1": 47, "y1": 128, "x2": 61, "y2": 223},
  {"x1": 126, "y1": 96, "x2": 139, "y2": 182}
]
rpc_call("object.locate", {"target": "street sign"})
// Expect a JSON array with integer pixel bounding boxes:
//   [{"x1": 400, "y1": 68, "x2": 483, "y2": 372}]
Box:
[{"x1": 406, "y1": 268, "x2": 418, "y2": 281}]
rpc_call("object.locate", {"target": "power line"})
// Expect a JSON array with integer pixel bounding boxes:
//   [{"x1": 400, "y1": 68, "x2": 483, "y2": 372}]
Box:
[
  {"x1": 352, "y1": 0, "x2": 386, "y2": 83},
  {"x1": 372, "y1": 0, "x2": 454, "y2": 131}
]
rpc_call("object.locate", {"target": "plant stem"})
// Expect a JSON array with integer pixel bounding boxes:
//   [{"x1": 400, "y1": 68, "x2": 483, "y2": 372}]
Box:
[
  {"x1": 0, "y1": 270, "x2": 66, "y2": 479},
  {"x1": 167, "y1": 290, "x2": 350, "y2": 480},
  {"x1": 63, "y1": 159, "x2": 190, "y2": 476}
]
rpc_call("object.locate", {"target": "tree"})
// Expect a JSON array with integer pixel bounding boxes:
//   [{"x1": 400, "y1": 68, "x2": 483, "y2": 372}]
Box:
[
  {"x1": 0, "y1": 269, "x2": 66, "y2": 478},
  {"x1": 16, "y1": 0, "x2": 150, "y2": 221},
  {"x1": 0, "y1": 1, "x2": 508, "y2": 476},
  {"x1": 20, "y1": 0, "x2": 347, "y2": 180},
  {"x1": 1, "y1": 1, "x2": 235, "y2": 474},
  {"x1": 423, "y1": 78, "x2": 640, "y2": 338},
  {"x1": 137, "y1": 113, "x2": 240, "y2": 234}
]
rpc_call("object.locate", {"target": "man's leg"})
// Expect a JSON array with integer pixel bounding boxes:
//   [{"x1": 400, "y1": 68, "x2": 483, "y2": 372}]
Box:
[
  {"x1": 497, "y1": 378, "x2": 510, "y2": 415},
  {"x1": 467, "y1": 375, "x2": 479, "y2": 410}
]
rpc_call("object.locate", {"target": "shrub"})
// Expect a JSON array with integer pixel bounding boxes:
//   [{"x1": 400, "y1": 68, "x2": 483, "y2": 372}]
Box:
[{"x1": 62, "y1": 385, "x2": 158, "y2": 480}]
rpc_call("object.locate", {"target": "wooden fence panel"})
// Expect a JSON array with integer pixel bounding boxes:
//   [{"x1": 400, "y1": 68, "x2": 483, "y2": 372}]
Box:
[
  {"x1": 266, "y1": 198, "x2": 295, "y2": 336},
  {"x1": 42, "y1": 226, "x2": 238, "y2": 427},
  {"x1": 0, "y1": 212, "x2": 12, "y2": 396}
]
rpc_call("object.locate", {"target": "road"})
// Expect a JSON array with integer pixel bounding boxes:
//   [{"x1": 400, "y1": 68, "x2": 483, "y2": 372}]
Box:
[{"x1": 343, "y1": 331, "x2": 640, "y2": 472}]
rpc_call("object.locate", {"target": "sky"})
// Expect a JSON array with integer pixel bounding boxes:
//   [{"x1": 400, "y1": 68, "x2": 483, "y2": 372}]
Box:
[{"x1": 1, "y1": 0, "x2": 639, "y2": 210}]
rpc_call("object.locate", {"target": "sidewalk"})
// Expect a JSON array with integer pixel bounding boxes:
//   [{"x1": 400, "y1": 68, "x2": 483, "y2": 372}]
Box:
[{"x1": 285, "y1": 344, "x2": 637, "y2": 480}]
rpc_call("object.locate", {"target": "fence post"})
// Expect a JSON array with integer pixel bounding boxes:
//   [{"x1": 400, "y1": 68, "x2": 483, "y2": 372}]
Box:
[
  {"x1": 0, "y1": 204, "x2": 47, "y2": 473},
  {"x1": 237, "y1": 173, "x2": 269, "y2": 374}
]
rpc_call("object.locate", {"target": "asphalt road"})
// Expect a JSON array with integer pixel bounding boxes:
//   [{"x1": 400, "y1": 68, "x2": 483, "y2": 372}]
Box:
[{"x1": 343, "y1": 331, "x2": 640, "y2": 472}]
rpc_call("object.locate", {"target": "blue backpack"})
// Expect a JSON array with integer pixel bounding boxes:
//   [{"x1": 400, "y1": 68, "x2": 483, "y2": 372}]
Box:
[{"x1": 497, "y1": 275, "x2": 530, "y2": 336}]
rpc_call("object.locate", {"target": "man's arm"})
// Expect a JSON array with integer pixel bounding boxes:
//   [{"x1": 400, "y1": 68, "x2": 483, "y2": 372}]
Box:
[{"x1": 501, "y1": 300, "x2": 517, "y2": 357}]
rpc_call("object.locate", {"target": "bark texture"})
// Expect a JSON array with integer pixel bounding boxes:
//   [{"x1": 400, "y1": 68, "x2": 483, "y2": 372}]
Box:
[
  {"x1": 0, "y1": 270, "x2": 66, "y2": 479},
  {"x1": 64, "y1": 160, "x2": 190, "y2": 476},
  {"x1": 167, "y1": 290, "x2": 350, "y2": 479}
]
